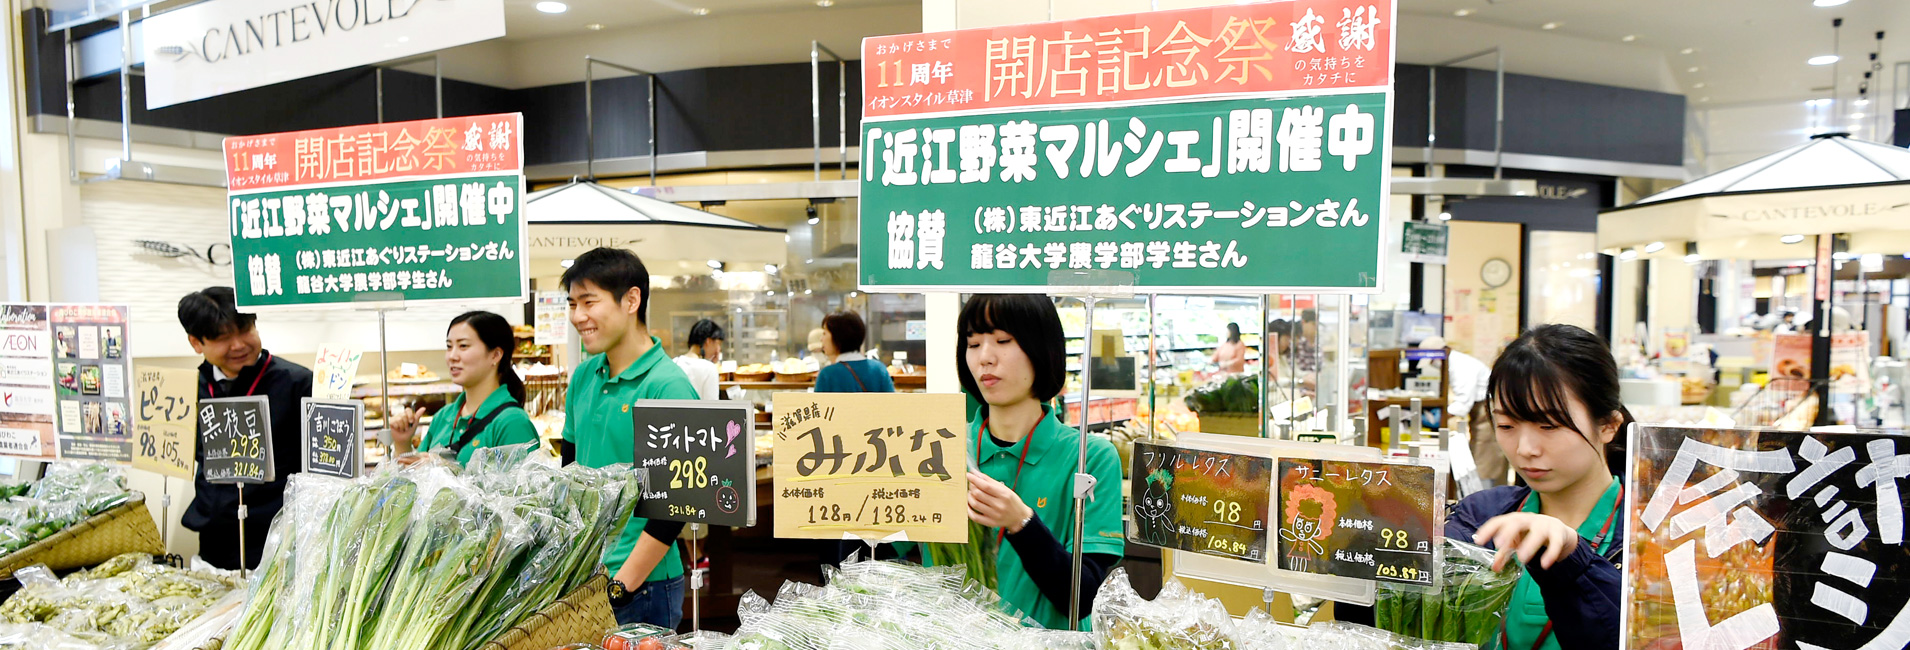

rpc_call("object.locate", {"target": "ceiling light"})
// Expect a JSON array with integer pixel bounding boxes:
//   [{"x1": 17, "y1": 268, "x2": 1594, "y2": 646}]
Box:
[
  {"x1": 1684, "y1": 253, "x2": 1701, "y2": 264},
  {"x1": 1852, "y1": 112, "x2": 1867, "y2": 119},
  {"x1": 807, "y1": 216, "x2": 820, "y2": 225},
  {"x1": 1687, "y1": 66, "x2": 1701, "y2": 73},
  {"x1": 1699, "y1": 96, "x2": 1710, "y2": 102},
  {"x1": 707, "y1": 259, "x2": 723, "y2": 269},
  {"x1": 1619, "y1": 249, "x2": 1638, "y2": 261},
  {"x1": 1693, "y1": 82, "x2": 1706, "y2": 88},
  {"x1": 849, "y1": 291, "x2": 859, "y2": 298},
  {"x1": 1855, "y1": 98, "x2": 1871, "y2": 106},
  {"x1": 804, "y1": 289, "x2": 813, "y2": 295},
  {"x1": 560, "y1": 259, "x2": 575, "y2": 268},
  {"x1": 1644, "y1": 241, "x2": 1666, "y2": 253},
  {"x1": 1622, "y1": 35, "x2": 1637, "y2": 42},
  {"x1": 1541, "y1": 22, "x2": 1560, "y2": 30},
  {"x1": 1807, "y1": 98, "x2": 1834, "y2": 106},
  {"x1": 1809, "y1": 55, "x2": 1840, "y2": 66},
  {"x1": 585, "y1": 23, "x2": 603, "y2": 30},
  {"x1": 534, "y1": 1, "x2": 568, "y2": 13},
  {"x1": 1814, "y1": 0, "x2": 1850, "y2": 6},
  {"x1": 1680, "y1": 47, "x2": 1696, "y2": 55},
  {"x1": 1437, "y1": 212, "x2": 1452, "y2": 221},
  {"x1": 764, "y1": 264, "x2": 778, "y2": 275},
  {"x1": 1781, "y1": 234, "x2": 1806, "y2": 244},
  {"x1": 816, "y1": 0, "x2": 834, "y2": 5},
  {"x1": 1453, "y1": 8, "x2": 1474, "y2": 16},
  {"x1": 691, "y1": 7, "x2": 710, "y2": 15}
]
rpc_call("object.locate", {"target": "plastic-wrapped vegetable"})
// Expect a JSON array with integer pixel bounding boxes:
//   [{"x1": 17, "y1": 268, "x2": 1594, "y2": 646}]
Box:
[
  {"x1": 1288, "y1": 621, "x2": 1477, "y2": 650},
  {"x1": 1092, "y1": 568, "x2": 1242, "y2": 650},
  {"x1": 1374, "y1": 539, "x2": 1522, "y2": 648}
]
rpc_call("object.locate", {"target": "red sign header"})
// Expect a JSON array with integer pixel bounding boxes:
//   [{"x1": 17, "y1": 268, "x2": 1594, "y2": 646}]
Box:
[
  {"x1": 860, "y1": 0, "x2": 1393, "y2": 119},
  {"x1": 224, "y1": 113, "x2": 524, "y2": 192}
]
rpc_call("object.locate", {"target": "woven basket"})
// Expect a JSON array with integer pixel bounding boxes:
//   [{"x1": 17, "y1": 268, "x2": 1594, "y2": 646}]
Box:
[
  {"x1": 479, "y1": 571, "x2": 616, "y2": 650},
  {"x1": 0, "y1": 491, "x2": 163, "y2": 581}
]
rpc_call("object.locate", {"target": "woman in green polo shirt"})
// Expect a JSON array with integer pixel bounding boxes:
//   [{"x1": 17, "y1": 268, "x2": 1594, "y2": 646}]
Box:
[
  {"x1": 1451, "y1": 324, "x2": 1629, "y2": 650},
  {"x1": 388, "y1": 311, "x2": 537, "y2": 465},
  {"x1": 953, "y1": 294, "x2": 1125, "y2": 630}
]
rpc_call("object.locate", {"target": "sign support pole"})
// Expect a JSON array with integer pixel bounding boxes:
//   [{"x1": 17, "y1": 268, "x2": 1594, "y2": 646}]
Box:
[
  {"x1": 236, "y1": 484, "x2": 248, "y2": 580},
  {"x1": 1068, "y1": 294, "x2": 1095, "y2": 630},
  {"x1": 158, "y1": 486, "x2": 170, "y2": 551},
  {"x1": 691, "y1": 523, "x2": 702, "y2": 632},
  {"x1": 357, "y1": 294, "x2": 407, "y2": 456}
]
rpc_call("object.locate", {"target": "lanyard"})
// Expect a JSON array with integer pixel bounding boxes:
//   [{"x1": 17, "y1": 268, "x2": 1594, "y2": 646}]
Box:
[
  {"x1": 977, "y1": 417, "x2": 1037, "y2": 544},
  {"x1": 207, "y1": 354, "x2": 273, "y2": 398},
  {"x1": 1502, "y1": 483, "x2": 1625, "y2": 650}
]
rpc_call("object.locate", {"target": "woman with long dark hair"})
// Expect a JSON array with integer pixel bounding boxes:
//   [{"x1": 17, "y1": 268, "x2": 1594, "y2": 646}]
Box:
[
  {"x1": 1212, "y1": 322, "x2": 1247, "y2": 373},
  {"x1": 389, "y1": 311, "x2": 538, "y2": 464},
  {"x1": 1460, "y1": 323, "x2": 1632, "y2": 650}
]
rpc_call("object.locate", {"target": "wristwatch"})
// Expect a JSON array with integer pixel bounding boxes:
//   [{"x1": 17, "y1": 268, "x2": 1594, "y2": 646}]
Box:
[{"x1": 607, "y1": 578, "x2": 633, "y2": 606}]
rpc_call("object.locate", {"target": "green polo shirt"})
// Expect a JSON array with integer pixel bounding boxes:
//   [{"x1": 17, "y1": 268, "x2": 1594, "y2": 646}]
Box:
[
  {"x1": 564, "y1": 337, "x2": 695, "y2": 583},
  {"x1": 964, "y1": 407, "x2": 1126, "y2": 629},
  {"x1": 416, "y1": 389, "x2": 538, "y2": 465},
  {"x1": 1504, "y1": 477, "x2": 1622, "y2": 650}
]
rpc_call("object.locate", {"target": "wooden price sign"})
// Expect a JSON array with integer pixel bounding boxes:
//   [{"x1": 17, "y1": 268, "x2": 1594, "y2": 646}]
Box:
[
  {"x1": 1127, "y1": 441, "x2": 1275, "y2": 562},
  {"x1": 302, "y1": 398, "x2": 362, "y2": 479},
  {"x1": 132, "y1": 366, "x2": 197, "y2": 480},
  {"x1": 771, "y1": 393, "x2": 967, "y2": 544},
  {"x1": 199, "y1": 396, "x2": 274, "y2": 484},
  {"x1": 1276, "y1": 456, "x2": 1442, "y2": 586},
  {"x1": 632, "y1": 400, "x2": 757, "y2": 528}
]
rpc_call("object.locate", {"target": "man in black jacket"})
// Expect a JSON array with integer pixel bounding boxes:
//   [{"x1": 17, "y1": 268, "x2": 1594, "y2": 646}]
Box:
[{"x1": 176, "y1": 287, "x2": 312, "y2": 570}]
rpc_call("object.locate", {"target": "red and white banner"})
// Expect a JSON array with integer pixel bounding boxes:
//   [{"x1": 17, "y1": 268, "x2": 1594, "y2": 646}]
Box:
[
  {"x1": 223, "y1": 114, "x2": 524, "y2": 192},
  {"x1": 861, "y1": 0, "x2": 1394, "y2": 119}
]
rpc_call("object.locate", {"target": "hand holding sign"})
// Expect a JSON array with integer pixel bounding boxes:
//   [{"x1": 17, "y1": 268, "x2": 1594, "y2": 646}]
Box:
[{"x1": 132, "y1": 366, "x2": 196, "y2": 480}]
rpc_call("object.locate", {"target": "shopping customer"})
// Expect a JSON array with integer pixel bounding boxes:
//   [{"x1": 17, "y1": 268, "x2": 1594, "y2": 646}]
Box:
[
  {"x1": 1462, "y1": 323, "x2": 1629, "y2": 650},
  {"x1": 176, "y1": 287, "x2": 313, "y2": 571},
  {"x1": 814, "y1": 311, "x2": 893, "y2": 393},
  {"x1": 1212, "y1": 322, "x2": 1248, "y2": 373},
  {"x1": 387, "y1": 311, "x2": 538, "y2": 465},
  {"x1": 951, "y1": 294, "x2": 1125, "y2": 629},
  {"x1": 674, "y1": 318, "x2": 725, "y2": 400},
  {"x1": 561, "y1": 247, "x2": 696, "y2": 628}
]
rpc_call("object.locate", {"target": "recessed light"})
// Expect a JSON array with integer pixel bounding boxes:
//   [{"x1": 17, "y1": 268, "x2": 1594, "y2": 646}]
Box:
[
  {"x1": 1693, "y1": 82, "x2": 1706, "y2": 88},
  {"x1": 560, "y1": 259, "x2": 575, "y2": 268},
  {"x1": 1808, "y1": 55, "x2": 1840, "y2": 66},
  {"x1": 585, "y1": 23, "x2": 603, "y2": 30},
  {"x1": 1680, "y1": 47, "x2": 1696, "y2": 55},
  {"x1": 1781, "y1": 234, "x2": 1806, "y2": 244},
  {"x1": 1541, "y1": 22, "x2": 1560, "y2": 30},
  {"x1": 1437, "y1": 212, "x2": 1452, "y2": 221},
  {"x1": 1806, "y1": 98, "x2": 1834, "y2": 107},
  {"x1": 1699, "y1": 96, "x2": 1710, "y2": 102},
  {"x1": 691, "y1": 7, "x2": 710, "y2": 15},
  {"x1": 1852, "y1": 112, "x2": 1867, "y2": 119},
  {"x1": 816, "y1": 0, "x2": 834, "y2": 5},
  {"x1": 1814, "y1": 0, "x2": 1850, "y2": 6},
  {"x1": 1622, "y1": 34, "x2": 1637, "y2": 42},
  {"x1": 1454, "y1": 8, "x2": 1474, "y2": 16},
  {"x1": 1855, "y1": 98, "x2": 1870, "y2": 106},
  {"x1": 1619, "y1": 249, "x2": 1638, "y2": 261},
  {"x1": 1644, "y1": 241, "x2": 1666, "y2": 253},
  {"x1": 534, "y1": 1, "x2": 567, "y2": 13},
  {"x1": 1687, "y1": 66, "x2": 1701, "y2": 73}
]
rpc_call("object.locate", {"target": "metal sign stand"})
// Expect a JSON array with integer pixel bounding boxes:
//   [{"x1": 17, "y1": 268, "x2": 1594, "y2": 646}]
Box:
[
  {"x1": 690, "y1": 523, "x2": 702, "y2": 632},
  {"x1": 355, "y1": 294, "x2": 407, "y2": 458},
  {"x1": 1050, "y1": 270, "x2": 1134, "y2": 630},
  {"x1": 235, "y1": 484, "x2": 247, "y2": 579}
]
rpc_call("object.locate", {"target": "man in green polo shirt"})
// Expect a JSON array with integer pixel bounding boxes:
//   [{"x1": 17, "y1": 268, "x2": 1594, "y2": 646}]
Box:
[{"x1": 561, "y1": 247, "x2": 698, "y2": 628}]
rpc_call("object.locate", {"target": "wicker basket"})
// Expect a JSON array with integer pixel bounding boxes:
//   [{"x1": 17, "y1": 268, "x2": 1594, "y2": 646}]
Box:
[
  {"x1": 0, "y1": 491, "x2": 163, "y2": 581},
  {"x1": 734, "y1": 371, "x2": 774, "y2": 382},
  {"x1": 478, "y1": 571, "x2": 616, "y2": 650},
  {"x1": 774, "y1": 371, "x2": 818, "y2": 383}
]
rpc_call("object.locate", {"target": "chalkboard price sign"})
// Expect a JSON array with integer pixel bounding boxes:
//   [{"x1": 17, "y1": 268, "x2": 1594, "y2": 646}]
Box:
[
  {"x1": 632, "y1": 400, "x2": 756, "y2": 528},
  {"x1": 302, "y1": 399, "x2": 362, "y2": 479},
  {"x1": 1275, "y1": 457, "x2": 1442, "y2": 586},
  {"x1": 1127, "y1": 441, "x2": 1276, "y2": 562},
  {"x1": 200, "y1": 396, "x2": 274, "y2": 485}
]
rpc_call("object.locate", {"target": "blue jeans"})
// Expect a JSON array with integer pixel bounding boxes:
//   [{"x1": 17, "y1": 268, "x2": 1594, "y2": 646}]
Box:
[{"x1": 614, "y1": 575, "x2": 685, "y2": 630}]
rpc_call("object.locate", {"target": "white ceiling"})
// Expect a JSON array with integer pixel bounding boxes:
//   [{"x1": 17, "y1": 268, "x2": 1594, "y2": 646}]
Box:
[{"x1": 499, "y1": 0, "x2": 911, "y2": 41}]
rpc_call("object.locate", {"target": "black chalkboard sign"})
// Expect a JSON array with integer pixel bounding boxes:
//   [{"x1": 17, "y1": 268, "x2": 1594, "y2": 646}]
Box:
[
  {"x1": 199, "y1": 396, "x2": 274, "y2": 484},
  {"x1": 1127, "y1": 441, "x2": 1275, "y2": 562},
  {"x1": 302, "y1": 399, "x2": 362, "y2": 479},
  {"x1": 632, "y1": 400, "x2": 756, "y2": 528}
]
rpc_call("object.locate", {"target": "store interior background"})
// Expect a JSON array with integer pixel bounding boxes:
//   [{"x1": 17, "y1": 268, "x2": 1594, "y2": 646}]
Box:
[{"x1": 0, "y1": 0, "x2": 1907, "y2": 623}]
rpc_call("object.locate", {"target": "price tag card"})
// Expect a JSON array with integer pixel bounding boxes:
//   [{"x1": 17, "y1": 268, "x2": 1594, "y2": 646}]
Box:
[
  {"x1": 632, "y1": 400, "x2": 756, "y2": 528},
  {"x1": 302, "y1": 399, "x2": 362, "y2": 479},
  {"x1": 1128, "y1": 441, "x2": 1274, "y2": 562},
  {"x1": 1275, "y1": 457, "x2": 1443, "y2": 586},
  {"x1": 200, "y1": 396, "x2": 274, "y2": 484},
  {"x1": 132, "y1": 366, "x2": 197, "y2": 480},
  {"x1": 771, "y1": 393, "x2": 967, "y2": 544},
  {"x1": 311, "y1": 345, "x2": 363, "y2": 401}
]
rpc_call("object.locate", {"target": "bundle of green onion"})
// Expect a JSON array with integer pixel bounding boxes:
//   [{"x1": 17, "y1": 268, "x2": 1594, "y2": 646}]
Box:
[
  {"x1": 1375, "y1": 538, "x2": 1523, "y2": 648},
  {"x1": 222, "y1": 443, "x2": 639, "y2": 650},
  {"x1": 923, "y1": 519, "x2": 1000, "y2": 592}
]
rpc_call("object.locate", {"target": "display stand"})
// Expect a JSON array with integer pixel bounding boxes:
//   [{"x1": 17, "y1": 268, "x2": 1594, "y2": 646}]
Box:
[
  {"x1": 1050, "y1": 269, "x2": 1134, "y2": 630},
  {"x1": 235, "y1": 485, "x2": 247, "y2": 578},
  {"x1": 689, "y1": 523, "x2": 701, "y2": 632},
  {"x1": 354, "y1": 294, "x2": 407, "y2": 452}
]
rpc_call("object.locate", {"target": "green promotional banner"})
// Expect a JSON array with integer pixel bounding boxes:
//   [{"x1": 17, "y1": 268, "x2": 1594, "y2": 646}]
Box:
[
  {"x1": 858, "y1": 93, "x2": 1390, "y2": 292},
  {"x1": 227, "y1": 174, "x2": 526, "y2": 308}
]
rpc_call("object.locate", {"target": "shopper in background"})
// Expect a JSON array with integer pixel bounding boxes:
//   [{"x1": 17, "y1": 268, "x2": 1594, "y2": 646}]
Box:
[
  {"x1": 560, "y1": 247, "x2": 695, "y2": 629},
  {"x1": 387, "y1": 311, "x2": 538, "y2": 465},
  {"x1": 814, "y1": 311, "x2": 894, "y2": 393},
  {"x1": 176, "y1": 286, "x2": 313, "y2": 571},
  {"x1": 1465, "y1": 323, "x2": 1629, "y2": 650},
  {"x1": 674, "y1": 319, "x2": 725, "y2": 400},
  {"x1": 1421, "y1": 336, "x2": 1506, "y2": 486},
  {"x1": 952, "y1": 294, "x2": 1125, "y2": 629},
  {"x1": 1773, "y1": 310, "x2": 1799, "y2": 334},
  {"x1": 807, "y1": 327, "x2": 833, "y2": 365},
  {"x1": 1212, "y1": 322, "x2": 1248, "y2": 373}
]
